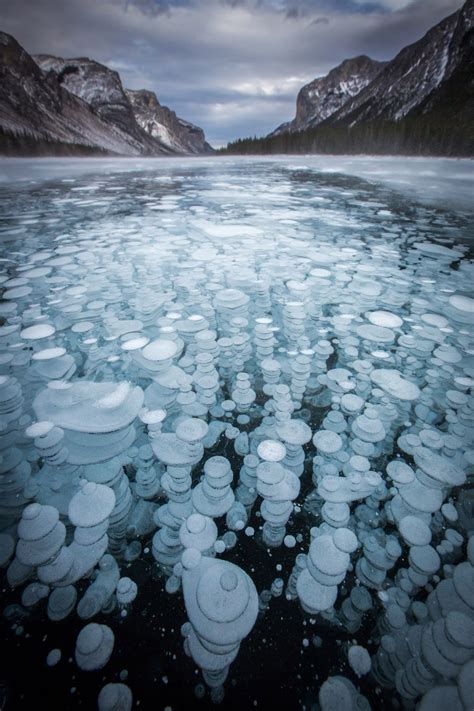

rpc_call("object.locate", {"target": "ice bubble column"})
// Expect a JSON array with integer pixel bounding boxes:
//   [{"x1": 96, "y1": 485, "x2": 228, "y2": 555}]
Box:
[
  {"x1": 213, "y1": 289, "x2": 250, "y2": 337},
  {"x1": 24, "y1": 421, "x2": 80, "y2": 518},
  {"x1": 395, "y1": 611, "x2": 474, "y2": 702},
  {"x1": 231, "y1": 373, "x2": 256, "y2": 413},
  {"x1": 275, "y1": 419, "x2": 312, "y2": 477},
  {"x1": 152, "y1": 418, "x2": 208, "y2": 572},
  {"x1": 33, "y1": 380, "x2": 144, "y2": 554},
  {"x1": 256, "y1": 440, "x2": 300, "y2": 547},
  {"x1": 355, "y1": 533, "x2": 402, "y2": 590},
  {"x1": 297, "y1": 528, "x2": 358, "y2": 615},
  {"x1": 66, "y1": 481, "x2": 116, "y2": 587},
  {"x1": 236, "y1": 454, "x2": 259, "y2": 512},
  {"x1": 254, "y1": 317, "x2": 276, "y2": 364},
  {"x1": 0, "y1": 375, "x2": 30, "y2": 530},
  {"x1": 339, "y1": 585, "x2": 373, "y2": 633},
  {"x1": 193, "y1": 456, "x2": 235, "y2": 519},
  {"x1": 0, "y1": 446, "x2": 31, "y2": 530},
  {"x1": 77, "y1": 553, "x2": 120, "y2": 620},
  {"x1": 180, "y1": 513, "x2": 218, "y2": 554},
  {"x1": 8, "y1": 503, "x2": 65, "y2": 588},
  {"x1": 181, "y1": 553, "x2": 258, "y2": 696},
  {"x1": 290, "y1": 353, "x2": 311, "y2": 407}
]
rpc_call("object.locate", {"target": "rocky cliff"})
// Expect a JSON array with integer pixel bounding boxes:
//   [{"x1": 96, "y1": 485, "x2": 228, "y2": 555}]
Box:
[
  {"x1": 272, "y1": 56, "x2": 386, "y2": 135},
  {"x1": 0, "y1": 32, "x2": 213, "y2": 156}
]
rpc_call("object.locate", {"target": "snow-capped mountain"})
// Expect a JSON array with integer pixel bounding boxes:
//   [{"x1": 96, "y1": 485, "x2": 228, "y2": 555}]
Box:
[
  {"x1": 126, "y1": 90, "x2": 213, "y2": 154},
  {"x1": 272, "y1": 56, "x2": 386, "y2": 135},
  {"x1": 0, "y1": 32, "x2": 212, "y2": 156},
  {"x1": 248, "y1": 0, "x2": 473, "y2": 155},
  {"x1": 327, "y1": 0, "x2": 474, "y2": 127}
]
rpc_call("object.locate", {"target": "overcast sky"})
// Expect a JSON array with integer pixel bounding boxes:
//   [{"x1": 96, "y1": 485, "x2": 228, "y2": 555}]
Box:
[{"x1": 1, "y1": 0, "x2": 465, "y2": 146}]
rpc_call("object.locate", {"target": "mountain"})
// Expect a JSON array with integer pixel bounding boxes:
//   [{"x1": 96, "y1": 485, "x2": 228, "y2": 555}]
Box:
[
  {"x1": 126, "y1": 89, "x2": 213, "y2": 154},
  {"x1": 325, "y1": 0, "x2": 474, "y2": 128},
  {"x1": 271, "y1": 56, "x2": 386, "y2": 135},
  {"x1": 0, "y1": 32, "x2": 138, "y2": 156},
  {"x1": 33, "y1": 54, "x2": 165, "y2": 155},
  {"x1": 0, "y1": 32, "x2": 212, "y2": 156},
  {"x1": 226, "y1": 0, "x2": 473, "y2": 156}
]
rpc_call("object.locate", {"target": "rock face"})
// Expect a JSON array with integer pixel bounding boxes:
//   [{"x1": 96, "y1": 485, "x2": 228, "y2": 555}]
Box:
[
  {"x1": 0, "y1": 32, "x2": 213, "y2": 156},
  {"x1": 327, "y1": 0, "x2": 474, "y2": 127},
  {"x1": 0, "y1": 32, "x2": 136, "y2": 155},
  {"x1": 272, "y1": 56, "x2": 386, "y2": 135},
  {"x1": 126, "y1": 90, "x2": 213, "y2": 154},
  {"x1": 33, "y1": 54, "x2": 163, "y2": 155}
]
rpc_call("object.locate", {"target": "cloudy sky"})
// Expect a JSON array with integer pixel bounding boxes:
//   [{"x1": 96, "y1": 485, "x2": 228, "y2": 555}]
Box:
[{"x1": 1, "y1": 0, "x2": 465, "y2": 146}]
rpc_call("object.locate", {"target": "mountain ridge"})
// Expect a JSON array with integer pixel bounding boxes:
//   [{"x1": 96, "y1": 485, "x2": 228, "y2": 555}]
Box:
[
  {"x1": 0, "y1": 33, "x2": 212, "y2": 156},
  {"x1": 224, "y1": 0, "x2": 473, "y2": 157},
  {"x1": 271, "y1": 55, "x2": 387, "y2": 136}
]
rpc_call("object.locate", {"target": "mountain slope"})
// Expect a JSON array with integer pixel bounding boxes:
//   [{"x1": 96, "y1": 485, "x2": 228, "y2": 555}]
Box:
[
  {"x1": 125, "y1": 89, "x2": 213, "y2": 154},
  {"x1": 272, "y1": 56, "x2": 386, "y2": 135},
  {"x1": 325, "y1": 0, "x2": 474, "y2": 127},
  {"x1": 0, "y1": 31, "x2": 213, "y2": 156},
  {"x1": 0, "y1": 31, "x2": 148, "y2": 156},
  {"x1": 33, "y1": 54, "x2": 171, "y2": 155}
]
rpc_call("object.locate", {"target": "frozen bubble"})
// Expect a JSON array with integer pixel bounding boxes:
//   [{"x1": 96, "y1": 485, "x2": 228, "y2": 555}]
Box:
[
  {"x1": 348, "y1": 645, "x2": 371, "y2": 676},
  {"x1": 47, "y1": 586, "x2": 77, "y2": 622},
  {"x1": 97, "y1": 683, "x2": 132, "y2": 711},
  {"x1": 399, "y1": 480, "x2": 443, "y2": 513},
  {"x1": 370, "y1": 369, "x2": 420, "y2": 401},
  {"x1": 409, "y1": 545, "x2": 440, "y2": 576},
  {"x1": 449, "y1": 294, "x2": 473, "y2": 312},
  {"x1": 386, "y1": 460, "x2": 415, "y2": 485},
  {"x1": 399, "y1": 516, "x2": 432, "y2": 546},
  {"x1": 75, "y1": 623, "x2": 114, "y2": 671},
  {"x1": 257, "y1": 440, "x2": 286, "y2": 462},
  {"x1": 367, "y1": 311, "x2": 403, "y2": 329},
  {"x1": 116, "y1": 578, "x2": 138, "y2": 605},
  {"x1": 276, "y1": 419, "x2": 312, "y2": 446},
  {"x1": 142, "y1": 339, "x2": 178, "y2": 362},
  {"x1": 319, "y1": 677, "x2": 352, "y2": 711},
  {"x1": 414, "y1": 448, "x2": 466, "y2": 488},
  {"x1": 182, "y1": 548, "x2": 202, "y2": 570},
  {"x1": 20, "y1": 324, "x2": 56, "y2": 340},
  {"x1": 0, "y1": 533, "x2": 15, "y2": 567},
  {"x1": 121, "y1": 336, "x2": 150, "y2": 351},
  {"x1": 356, "y1": 323, "x2": 395, "y2": 343},
  {"x1": 333, "y1": 528, "x2": 358, "y2": 554},
  {"x1": 32, "y1": 347, "x2": 66, "y2": 361},
  {"x1": 46, "y1": 649, "x2": 61, "y2": 667},
  {"x1": 441, "y1": 503, "x2": 458, "y2": 523},
  {"x1": 313, "y1": 430, "x2": 343, "y2": 455},
  {"x1": 68, "y1": 482, "x2": 115, "y2": 528}
]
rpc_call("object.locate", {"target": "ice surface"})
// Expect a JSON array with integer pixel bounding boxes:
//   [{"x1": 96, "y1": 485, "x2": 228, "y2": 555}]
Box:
[{"x1": 0, "y1": 156, "x2": 472, "y2": 709}]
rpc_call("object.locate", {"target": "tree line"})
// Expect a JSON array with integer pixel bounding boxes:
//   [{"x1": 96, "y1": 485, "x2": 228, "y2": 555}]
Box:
[{"x1": 220, "y1": 115, "x2": 473, "y2": 157}]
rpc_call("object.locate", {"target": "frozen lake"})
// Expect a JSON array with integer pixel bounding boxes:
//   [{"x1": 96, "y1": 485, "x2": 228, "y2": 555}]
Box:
[
  {"x1": 1, "y1": 155, "x2": 473, "y2": 213},
  {"x1": 0, "y1": 156, "x2": 473, "y2": 710}
]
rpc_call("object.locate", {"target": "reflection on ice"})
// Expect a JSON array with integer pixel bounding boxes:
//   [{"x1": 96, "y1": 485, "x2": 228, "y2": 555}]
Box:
[{"x1": 0, "y1": 157, "x2": 473, "y2": 709}]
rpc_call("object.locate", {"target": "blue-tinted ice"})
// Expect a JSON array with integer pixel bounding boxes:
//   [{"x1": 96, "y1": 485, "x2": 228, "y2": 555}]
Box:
[{"x1": 0, "y1": 157, "x2": 473, "y2": 710}]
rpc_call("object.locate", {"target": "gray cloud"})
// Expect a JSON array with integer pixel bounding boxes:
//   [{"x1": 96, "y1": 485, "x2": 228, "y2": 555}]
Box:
[
  {"x1": 124, "y1": 0, "x2": 171, "y2": 16},
  {"x1": 0, "y1": 0, "x2": 465, "y2": 146}
]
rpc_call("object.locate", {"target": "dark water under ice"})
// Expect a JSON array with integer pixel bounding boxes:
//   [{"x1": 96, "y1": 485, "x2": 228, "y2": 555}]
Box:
[{"x1": 0, "y1": 156, "x2": 472, "y2": 711}]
